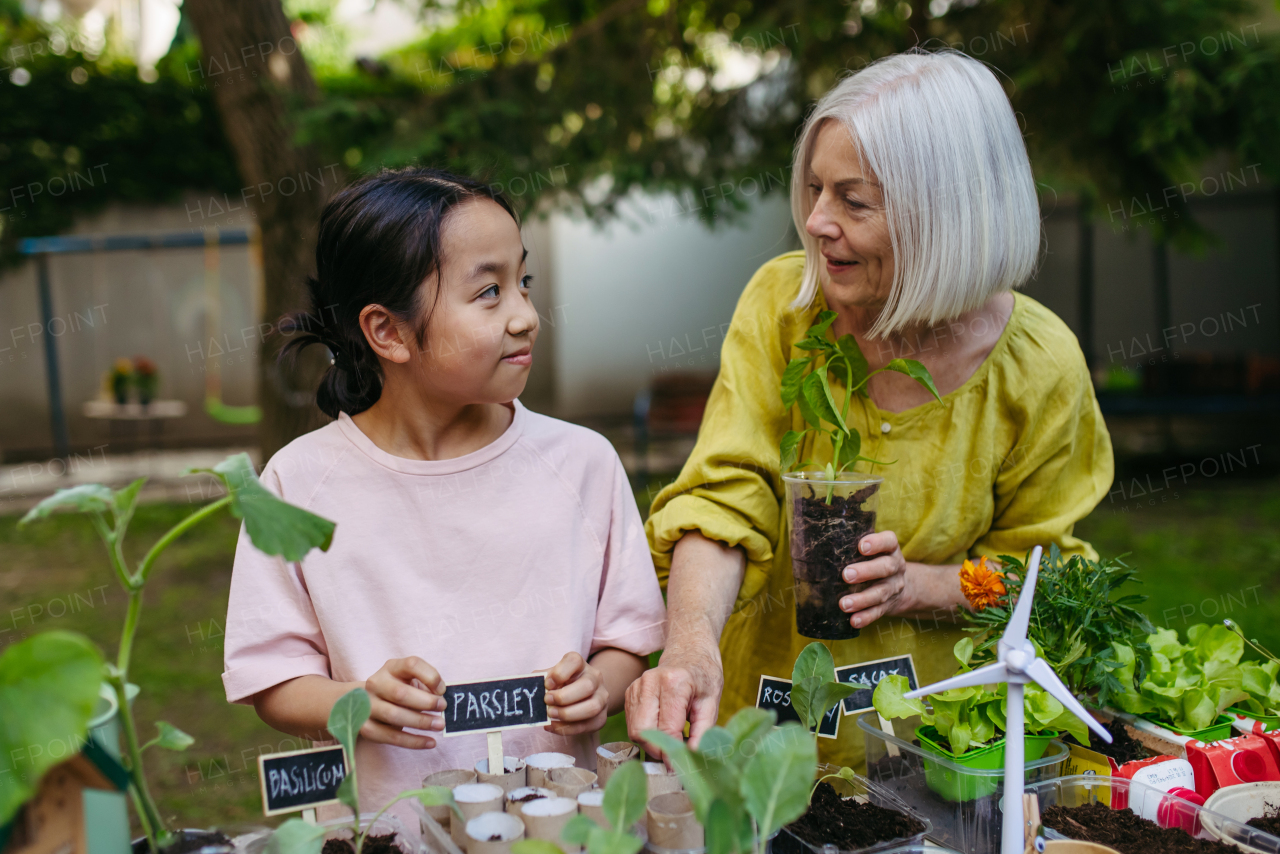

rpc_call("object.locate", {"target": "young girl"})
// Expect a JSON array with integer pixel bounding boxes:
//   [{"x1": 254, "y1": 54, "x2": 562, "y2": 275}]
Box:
[{"x1": 222, "y1": 168, "x2": 667, "y2": 827}]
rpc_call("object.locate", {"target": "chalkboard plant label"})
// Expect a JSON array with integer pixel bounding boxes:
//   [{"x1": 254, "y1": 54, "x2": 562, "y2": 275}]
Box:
[
  {"x1": 443, "y1": 674, "x2": 549, "y2": 735},
  {"x1": 835, "y1": 655, "x2": 918, "y2": 716},
  {"x1": 258, "y1": 745, "x2": 348, "y2": 816},
  {"x1": 755, "y1": 676, "x2": 840, "y2": 739}
]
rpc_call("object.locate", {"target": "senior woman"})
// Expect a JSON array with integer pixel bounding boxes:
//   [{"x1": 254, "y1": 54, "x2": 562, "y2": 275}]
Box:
[{"x1": 625, "y1": 49, "x2": 1114, "y2": 771}]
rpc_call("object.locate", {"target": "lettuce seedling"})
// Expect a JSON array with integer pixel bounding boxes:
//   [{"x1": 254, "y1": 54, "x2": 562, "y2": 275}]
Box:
[
  {"x1": 1111, "y1": 623, "x2": 1254, "y2": 732},
  {"x1": 269, "y1": 687, "x2": 462, "y2": 854},
  {"x1": 779, "y1": 310, "x2": 940, "y2": 497},
  {"x1": 18, "y1": 454, "x2": 335, "y2": 851}
]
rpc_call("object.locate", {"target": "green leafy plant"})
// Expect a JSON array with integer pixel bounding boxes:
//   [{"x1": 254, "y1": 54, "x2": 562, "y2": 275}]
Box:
[
  {"x1": 17, "y1": 453, "x2": 335, "y2": 852},
  {"x1": 0, "y1": 632, "x2": 104, "y2": 825},
  {"x1": 269, "y1": 687, "x2": 462, "y2": 854},
  {"x1": 778, "y1": 310, "x2": 941, "y2": 490},
  {"x1": 789, "y1": 642, "x2": 857, "y2": 735},
  {"x1": 1111, "y1": 623, "x2": 1253, "y2": 732},
  {"x1": 644, "y1": 706, "x2": 816, "y2": 854},
  {"x1": 1224, "y1": 620, "x2": 1280, "y2": 717},
  {"x1": 873, "y1": 638, "x2": 1088, "y2": 755},
  {"x1": 559, "y1": 759, "x2": 648, "y2": 854},
  {"x1": 964, "y1": 546, "x2": 1154, "y2": 708}
]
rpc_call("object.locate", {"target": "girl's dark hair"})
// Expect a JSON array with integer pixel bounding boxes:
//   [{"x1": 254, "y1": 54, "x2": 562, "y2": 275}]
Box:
[{"x1": 279, "y1": 167, "x2": 518, "y2": 418}]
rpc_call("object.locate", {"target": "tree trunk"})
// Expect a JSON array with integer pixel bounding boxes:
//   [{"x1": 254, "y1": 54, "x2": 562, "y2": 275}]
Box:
[{"x1": 184, "y1": 0, "x2": 331, "y2": 461}]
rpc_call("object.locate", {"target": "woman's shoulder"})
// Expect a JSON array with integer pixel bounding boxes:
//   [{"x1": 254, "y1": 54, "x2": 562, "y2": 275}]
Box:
[
  {"x1": 736, "y1": 250, "x2": 806, "y2": 315},
  {"x1": 994, "y1": 293, "x2": 1093, "y2": 402}
]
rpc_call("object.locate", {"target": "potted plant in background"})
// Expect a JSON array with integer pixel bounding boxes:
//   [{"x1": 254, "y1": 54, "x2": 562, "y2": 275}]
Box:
[
  {"x1": 17, "y1": 454, "x2": 336, "y2": 854},
  {"x1": 133, "y1": 356, "x2": 158, "y2": 406},
  {"x1": 109, "y1": 357, "x2": 133, "y2": 405},
  {"x1": 779, "y1": 310, "x2": 940, "y2": 639}
]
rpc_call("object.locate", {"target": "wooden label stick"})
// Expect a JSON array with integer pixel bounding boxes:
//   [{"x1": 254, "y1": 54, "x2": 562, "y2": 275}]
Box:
[
  {"x1": 488, "y1": 730, "x2": 505, "y2": 778},
  {"x1": 302, "y1": 809, "x2": 317, "y2": 824}
]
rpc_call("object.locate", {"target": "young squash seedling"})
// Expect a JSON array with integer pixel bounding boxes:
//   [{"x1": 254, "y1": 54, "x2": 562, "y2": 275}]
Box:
[
  {"x1": 790, "y1": 642, "x2": 857, "y2": 736},
  {"x1": 18, "y1": 454, "x2": 335, "y2": 852},
  {"x1": 779, "y1": 309, "x2": 941, "y2": 498},
  {"x1": 269, "y1": 687, "x2": 462, "y2": 854},
  {"x1": 557, "y1": 759, "x2": 648, "y2": 854}
]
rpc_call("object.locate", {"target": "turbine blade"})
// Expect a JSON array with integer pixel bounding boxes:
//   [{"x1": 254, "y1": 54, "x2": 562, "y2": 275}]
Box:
[
  {"x1": 905, "y1": 661, "x2": 1010, "y2": 699},
  {"x1": 1003, "y1": 545, "x2": 1042, "y2": 646},
  {"x1": 1025, "y1": 657, "x2": 1112, "y2": 744}
]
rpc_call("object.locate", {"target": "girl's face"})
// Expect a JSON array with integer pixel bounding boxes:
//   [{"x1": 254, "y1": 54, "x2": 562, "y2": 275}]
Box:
[
  {"x1": 418, "y1": 198, "x2": 540, "y2": 404},
  {"x1": 804, "y1": 120, "x2": 896, "y2": 313}
]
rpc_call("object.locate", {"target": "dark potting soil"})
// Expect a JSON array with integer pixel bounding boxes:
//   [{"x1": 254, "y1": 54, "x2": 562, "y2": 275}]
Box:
[
  {"x1": 864, "y1": 752, "x2": 1002, "y2": 852},
  {"x1": 784, "y1": 782, "x2": 924, "y2": 850},
  {"x1": 790, "y1": 482, "x2": 878, "y2": 640},
  {"x1": 1246, "y1": 804, "x2": 1280, "y2": 836},
  {"x1": 1042, "y1": 802, "x2": 1239, "y2": 854},
  {"x1": 142, "y1": 831, "x2": 234, "y2": 854},
  {"x1": 321, "y1": 834, "x2": 403, "y2": 854},
  {"x1": 1064, "y1": 719, "x2": 1147, "y2": 765},
  {"x1": 513, "y1": 792, "x2": 547, "y2": 802}
]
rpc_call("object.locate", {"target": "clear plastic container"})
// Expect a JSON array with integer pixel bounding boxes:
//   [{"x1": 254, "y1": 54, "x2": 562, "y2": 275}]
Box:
[
  {"x1": 773, "y1": 768, "x2": 932, "y2": 854},
  {"x1": 1029, "y1": 774, "x2": 1280, "y2": 853},
  {"x1": 857, "y1": 712, "x2": 1068, "y2": 854},
  {"x1": 320, "y1": 813, "x2": 430, "y2": 854}
]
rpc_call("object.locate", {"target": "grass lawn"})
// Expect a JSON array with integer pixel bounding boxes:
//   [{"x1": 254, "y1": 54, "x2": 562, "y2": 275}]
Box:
[{"x1": 2, "y1": 477, "x2": 1278, "y2": 830}]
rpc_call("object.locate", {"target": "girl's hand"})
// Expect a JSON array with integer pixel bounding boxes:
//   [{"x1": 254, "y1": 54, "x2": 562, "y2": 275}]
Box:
[
  {"x1": 544, "y1": 652, "x2": 608, "y2": 736},
  {"x1": 360, "y1": 656, "x2": 447, "y2": 748},
  {"x1": 841, "y1": 531, "x2": 909, "y2": 629}
]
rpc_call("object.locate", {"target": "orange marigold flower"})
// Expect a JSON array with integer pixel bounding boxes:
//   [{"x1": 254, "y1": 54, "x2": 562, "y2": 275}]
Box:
[{"x1": 960, "y1": 555, "x2": 1006, "y2": 610}]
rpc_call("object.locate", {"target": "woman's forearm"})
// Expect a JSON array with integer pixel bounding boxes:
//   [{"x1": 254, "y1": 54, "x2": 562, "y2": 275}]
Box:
[
  {"x1": 896, "y1": 561, "x2": 966, "y2": 622},
  {"x1": 666, "y1": 531, "x2": 746, "y2": 656},
  {"x1": 253, "y1": 675, "x2": 366, "y2": 742},
  {"x1": 589, "y1": 648, "x2": 648, "y2": 715}
]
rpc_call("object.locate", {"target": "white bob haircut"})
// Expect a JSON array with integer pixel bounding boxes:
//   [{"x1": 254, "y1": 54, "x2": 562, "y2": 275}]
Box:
[{"x1": 790, "y1": 49, "x2": 1040, "y2": 337}]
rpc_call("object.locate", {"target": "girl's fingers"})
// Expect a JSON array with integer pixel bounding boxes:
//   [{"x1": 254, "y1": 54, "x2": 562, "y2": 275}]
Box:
[
  {"x1": 367, "y1": 671, "x2": 445, "y2": 714},
  {"x1": 857, "y1": 530, "x2": 899, "y2": 558},
  {"x1": 544, "y1": 652, "x2": 586, "y2": 690},
  {"x1": 388, "y1": 657, "x2": 446, "y2": 695},
  {"x1": 360, "y1": 719, "x2": 436, "y2": 749},
  {"x1": 548, "y1": 686, "x2": 608, "y2": 725},
  {"x1": 547, "y1": 669, "x2": 601, "y2": 707},
  {"x1": 369, "y1": 697, "x2": 444, "y2": 732},
  {"x1": 546, "y1": 712, "x2": 608, "y2": 737}
]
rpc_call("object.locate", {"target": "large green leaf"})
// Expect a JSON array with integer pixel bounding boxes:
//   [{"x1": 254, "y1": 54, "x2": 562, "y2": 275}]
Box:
[
  {"x1": 884, "y1": 359, "x2": 942, "y2": 401},
  {"x1": 705, "y1": 798, "x2": 753, "y2": 854},
  {"x1": 562, "y1": 813, "x2": 599, "y2": 844},
  {"x1": 602, "y1": 760, "x2": 647, "y2": 831},
  {"x1": 792, "y1": 643, "x2": 837, "y2": 685},
  {"x1": 802, "y1": 372, "x2": 845, "y2": 433},
  {"x1": 780, "y1": 358, "x2": 811, "y2": 408},
  {"x1": 779, "y1": 430, "x2": 805, "y2": 473},
  {"x1": 811, "y1": 682, "x2": 857, "y2": 729},
  {"x1": 641, "y1": 729, "x2": 715, "y2": 819},
  {"x1": 413, "y1": 786, "x2": 464, "y2": 821},
  {"x1": 144, "y1": 720, "x2": 195, "y2": 752},
  {"x1": 328, "y1": 687, "x2": 370, "y2": 756},
  {"x1": 188, "y1": 453, "x2": 335, "y2": 561},
  {"x1": 586, "y1": 827, "x2": 644, "y2": 854},
  {"x1": 268, "y1": 818, "x2": 327, "y2": 854},
  {"x1": 872, "y1": 675, "x2": 928, "y2": 721},
  {"x1": 0, "y1": 632, "x2": 105, "y2": 825},
  {"x1": 790, "y1": 675, "x2": 823, "y2": 732},
  {"x1": 514, "y1": 841, "x2": 566, "y2": 854},
  {"x1": 740, "y1": 723, "x2": 817, "y2": 839},
  {"x1": 18, "y1": 484, "x2": 113, "y2": 525},
  {"x1": 835, "y1": 431, "x2": 861, "y2": 472},
  {"x1": 808, "y1": 311, "x2": 838, "y2": 340},
  {"x1": 835, "y1": 335, "x2": 869, "y2": 392}
]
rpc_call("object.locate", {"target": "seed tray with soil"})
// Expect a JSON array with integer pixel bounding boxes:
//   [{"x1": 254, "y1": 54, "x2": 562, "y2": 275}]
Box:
[
  {"x1": 322, "y1": 835, "x2": 405, "y2": 854},
  {"x1": 775, "y1": 781, "x2": 927, "y2": 854},
  {"x1": 1064, "y1": 719, "x2": 1147, "y2": 765},
  {"x1": 1249, "y1": 807, "x2": 1280, "y2": 836},
  {"x1": 1042, "y1": 802, "x2": 1241, "y2": 854},
  {"x1": 787, "y1": 478, "x2": 880, "y2": 640}
]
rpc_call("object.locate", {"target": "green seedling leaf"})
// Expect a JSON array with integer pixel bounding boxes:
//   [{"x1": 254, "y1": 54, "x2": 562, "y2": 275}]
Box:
[
  {"x1": 188, "y1": 453, "x2": 335, "y2": 561},
  {"x1": 835, "y1": 431, "x2": 861, "y2": 472},
  {"x1": 809, "y1": 310, "x2": 838, "y2": 339},
  {"x1": 790, "y1": 675, "x2": 822, "y2": 732},
  {"x1": 872, "y1": 675, "x2": 926, "y2": 720},
  {"x1": 705, "y1": 798, "x2": 753, "y2": 854},
  {"x1": 602, "y1": 760, "x2": 647, "y2": 831},
  {"x1": 18, "y1": 484, "x2": 113, "y2": 525},
  {"x1": 741, "y1": 723, "x2": 817, "y2": 839},
  {"x1": 835, "y1": 335, "x2": 869, "y2": 391},
  {"x1": 587, "y1": 828, "x2": 643, "y2": 854},
  {"x1": 336, "y1": 773, "x2": 359, "y2": 814},
  {"x1": 780, "y1": 359, "x2": 811, "y2": 408},
  {"x1": 414, "y1": 786, "x2": 464, "y2": 821},
  {"x1": 802, "y1": 373, "x2": 844, "y2": 433},
  {"x1": 811, "y1": 682, "x2": 857, "y2": 727},
  {"x1": 780, "y1": 430, "x2": 805, "y2": 472},
  {"x1": 328, "y1": 688, "x2": 370, "y2": 756},
  {"x1": 268, "y1": 818, "x2": 327, "y2": 854},
  {"x1": 0, "y1": 631, "x2": 105, "y2": 825},
  {"x1": 641, "y1": 729, "x2": 716, "y2": 819},
  {"x1": 514, "y1": 841, "x2": 565, "y2": 854},
  {"x1": 884, "y1": 359, "x2": 942, "y2": 401},
  {"x1": 796, "y1": 385, "x2": 822, "y2": 431},
  {"x1": 954, "y1": 637, "x2": 975, "y2": 668},
  {"x1": 144, "y1": 720, "x2": 195, "y2": 752},
  {"x1": 793, "y1": 642, "x2": 837, "y2": 685},
  {"x1": 562, "y1": 813, "x2": 599, "y2": 845}
]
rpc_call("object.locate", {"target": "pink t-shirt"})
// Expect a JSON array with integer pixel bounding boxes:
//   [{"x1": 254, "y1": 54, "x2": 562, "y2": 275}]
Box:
[{"x1": 223, "y1": 401, "x2": 666, "y2": 825}]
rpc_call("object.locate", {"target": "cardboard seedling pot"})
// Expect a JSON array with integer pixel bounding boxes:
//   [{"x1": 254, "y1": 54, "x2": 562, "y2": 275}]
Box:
[
  {"x1": 643, "y1": 761, "x2": 683, "y2": 798},
  {"x1": 465, "y1": 811, "x2": 524, "y2": 854},
  {"x1": 505, "y1": 786, "x2": 556, "y2": 819},
  {"x1": 596, "y1": 742, "x2": 640, "y2": 786},
  {"x1": 548, "y1": 766, "x2": 597, "y2": 799},
  {"x1": 451, "y1": 782, "x2": 506, "y2": 846},
  {"x1": 475, "y1": 756, "x2": 529, "y2": 793},
  {"x1": 647, "y1": 792, "x2": 703, "y2": 851},
  {"x1": 423, "y1": 769, "x2": 478, "y2": 827},
  {"x1": 1201, "y1": 781, "x2": 1280, "y2": 854},
  {"x1": 526, "y1": 752, "x2": 577, "y2": 788},
  {"x1": 577, "y1": 789, "x2": 608, "y2": 829},
  {"x1": 521, "y1": 795, "x2": 580, "y2": 850}
]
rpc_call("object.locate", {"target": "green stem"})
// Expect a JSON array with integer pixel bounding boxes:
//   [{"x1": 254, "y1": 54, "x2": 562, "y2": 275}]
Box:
[
  {"x1": 110, "y1": 671, "x2": 168, "y2": 849},
  {"x1": 356, "y1": 791, "x2": 417, "y2": 854},
  {"x1": 135, "y1": 496, "x2": 231, "y2": 586},
  {"x1": 90, "y1": 512, "x2": 133, "y2": 591}
]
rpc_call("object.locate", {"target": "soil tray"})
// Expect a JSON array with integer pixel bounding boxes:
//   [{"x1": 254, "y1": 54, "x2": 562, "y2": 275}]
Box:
[{"x1": 773, "y1": 772, "x2": 931, "y2": 854}]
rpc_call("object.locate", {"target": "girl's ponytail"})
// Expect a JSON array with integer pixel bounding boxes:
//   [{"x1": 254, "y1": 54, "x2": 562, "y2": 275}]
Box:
[{"x1": 277, "y1": 167, "x2": 517, "y2": 419}]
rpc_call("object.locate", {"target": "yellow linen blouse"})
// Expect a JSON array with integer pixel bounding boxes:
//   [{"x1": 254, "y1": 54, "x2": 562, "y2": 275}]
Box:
[{"x1": 645, "y1": 251, "x2": 1114, "y2": 771}]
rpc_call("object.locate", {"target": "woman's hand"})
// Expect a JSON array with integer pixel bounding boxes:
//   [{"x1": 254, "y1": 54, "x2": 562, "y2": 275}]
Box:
[
  {"x1": 544, "y1": 652, "x2": 609, "y2": 736},
  {"x1": 361, "y1": 656, "x2": 447, "y2": 748},
  {"x1": 841, "y1": 531, "x2": 910, "y2": 629}
]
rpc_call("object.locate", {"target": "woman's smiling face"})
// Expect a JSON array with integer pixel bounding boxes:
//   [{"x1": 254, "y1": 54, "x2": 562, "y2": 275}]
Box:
[{"x1": 804, "y1": 119, "x2": 896, "y2": 314}]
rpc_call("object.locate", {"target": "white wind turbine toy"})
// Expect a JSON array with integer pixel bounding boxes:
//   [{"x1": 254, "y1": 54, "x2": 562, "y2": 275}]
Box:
[{"x1": 904, "y1": 545, "x2": 1113, "y2": 854}]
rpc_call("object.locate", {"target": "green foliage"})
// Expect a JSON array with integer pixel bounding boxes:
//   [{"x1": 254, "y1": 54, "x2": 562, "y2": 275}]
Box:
[
  {"x1": 0, "y1": 631, "x2": 104, "y2": 825},
  {"x1": 779, "y1": 311, "x2": 938, "y2": 482},
  {"x1": 268, "y1": 819, "x2": 327, "y2": 854},
  {"x1": 964, "y1": 546, "x2": 1154, "y2": 707},
  {"x1": 643, "y1": 705, "x2": 818, "y2": 854},
  {"x1": 142, "y1": 721, "x2": 195, "y2": 752},
  {"x1": 790, "y1": 642, "x2": 856, "y2": 734},
  {"x1": 1111, "y1": 623, "x2": 1259, "y2": 732},
  {"x1": 560, "y1": 760, "x2": 646, "y2": 854}
]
